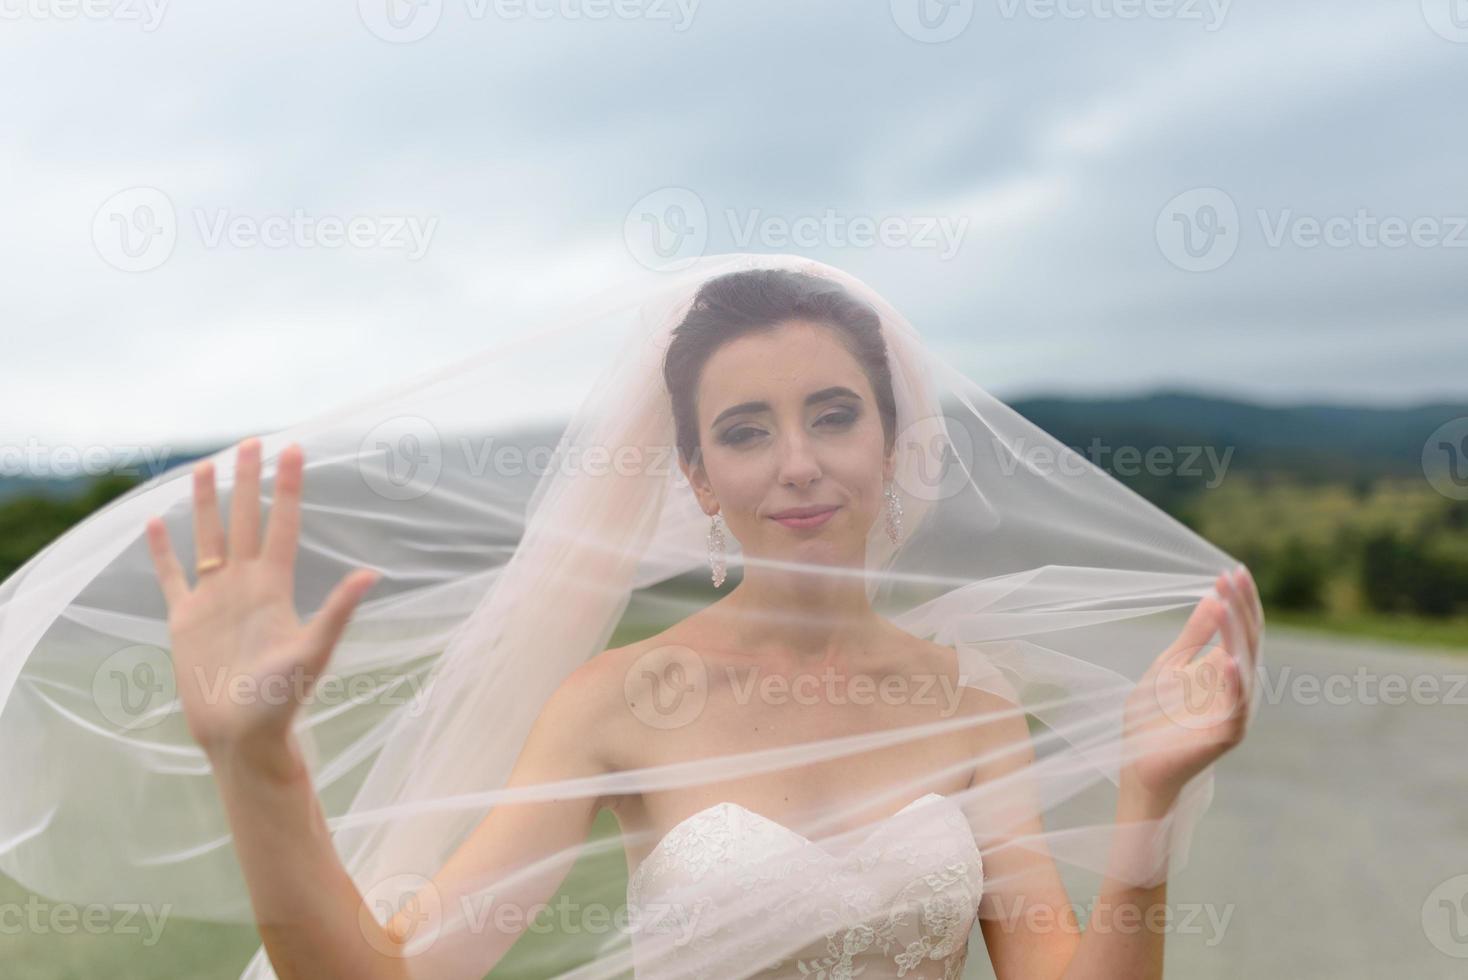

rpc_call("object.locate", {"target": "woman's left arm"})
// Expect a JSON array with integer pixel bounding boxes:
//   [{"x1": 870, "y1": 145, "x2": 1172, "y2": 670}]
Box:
[{"x1": 977, "y1": 565, "x2": 1261, "y2": 980}]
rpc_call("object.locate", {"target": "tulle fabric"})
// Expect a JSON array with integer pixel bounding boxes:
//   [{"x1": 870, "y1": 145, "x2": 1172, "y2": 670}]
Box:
[{"x1": 0, "y1": 252, "x2": 1260, "y2": 978}]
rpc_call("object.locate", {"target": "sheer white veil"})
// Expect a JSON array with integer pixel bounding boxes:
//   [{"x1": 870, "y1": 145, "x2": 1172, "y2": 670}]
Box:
[{"x1": 0, "y1": 252, "x2": 1261, "y2": 978}]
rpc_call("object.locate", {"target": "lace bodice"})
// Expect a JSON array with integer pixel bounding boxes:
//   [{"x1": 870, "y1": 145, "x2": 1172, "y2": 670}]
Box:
[{"x1": 624, "y1": 792, "x2": 984, "y2": 979}]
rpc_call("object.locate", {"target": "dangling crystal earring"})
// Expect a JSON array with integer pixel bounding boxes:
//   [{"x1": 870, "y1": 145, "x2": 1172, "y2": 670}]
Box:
[
  {"x1": 708, "y1": 512, "x2": 727, "y2": 588},
  {"x1": 884, "y1": 481, "x2": 903, "y2": 544}
]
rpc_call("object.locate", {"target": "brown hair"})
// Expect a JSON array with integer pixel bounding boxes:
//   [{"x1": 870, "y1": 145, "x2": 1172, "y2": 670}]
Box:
[{"x1": 662, "y1": 268, "x2": 897, "y2": 470}]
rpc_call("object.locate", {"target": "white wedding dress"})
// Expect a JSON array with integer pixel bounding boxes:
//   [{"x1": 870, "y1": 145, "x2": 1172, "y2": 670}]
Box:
[{"x1": 625, "y1": 792, "x2": 984, "y2": 979}]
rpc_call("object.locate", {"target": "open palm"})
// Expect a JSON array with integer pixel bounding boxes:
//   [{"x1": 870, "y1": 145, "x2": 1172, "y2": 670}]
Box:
[{"x1": 145, "y1": 438, "x2": 379, "y2": 754}]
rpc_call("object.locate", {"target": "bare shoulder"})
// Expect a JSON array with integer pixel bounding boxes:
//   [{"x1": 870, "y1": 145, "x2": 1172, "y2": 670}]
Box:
[
  {"x1": 540, "y1": 638, "x2": 647, "y2": 728},
  {"x1": 540, "y1": 631, "x2": 688, "y2": 770},
  {"x1": 889, "y1": 629, "x2": 1033, "y2": 771}
]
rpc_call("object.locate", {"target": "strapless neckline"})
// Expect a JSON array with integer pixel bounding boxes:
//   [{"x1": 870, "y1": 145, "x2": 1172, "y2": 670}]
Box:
[
  {"x1": 623, "y1": 790, "x2": 984, "y2": 979},
  {"x1": 629, "y1": 791, "x2": 949, "y2": 886}
]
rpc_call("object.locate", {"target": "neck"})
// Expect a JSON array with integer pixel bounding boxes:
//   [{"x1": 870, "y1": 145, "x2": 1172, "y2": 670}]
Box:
[{"x1": 711, "y1": 561, "x2": 884, "y2": 668}]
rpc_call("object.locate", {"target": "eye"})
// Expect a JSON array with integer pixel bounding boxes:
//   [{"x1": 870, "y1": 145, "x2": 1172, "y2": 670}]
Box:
[
  {"x1": 721, "y1": 426, "x2": 762, "y2": 446},
  {"x1": 720, "y1": 409, "x2": 855, "y2": 447}
]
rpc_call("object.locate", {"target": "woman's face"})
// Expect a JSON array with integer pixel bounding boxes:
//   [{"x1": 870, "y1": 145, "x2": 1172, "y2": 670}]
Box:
[{"x1": 684, "y1": 319, "x2": 894, "y2": 566}]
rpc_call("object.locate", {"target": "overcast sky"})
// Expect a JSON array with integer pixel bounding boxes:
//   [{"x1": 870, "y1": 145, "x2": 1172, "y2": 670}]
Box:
[{"x1": 2, "y1": 0, "x2": 1465, "y2": 462}]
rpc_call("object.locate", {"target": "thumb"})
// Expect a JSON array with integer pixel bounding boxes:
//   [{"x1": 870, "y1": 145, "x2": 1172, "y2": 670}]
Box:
[{"x1": 301, "y1": 568, "x2": 381, "y2": 676}]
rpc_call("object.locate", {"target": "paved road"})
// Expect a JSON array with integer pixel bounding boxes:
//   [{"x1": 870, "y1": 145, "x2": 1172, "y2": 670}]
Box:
[{"x1": 970, "y1": 624, "x2": 1468, "y2": 979}]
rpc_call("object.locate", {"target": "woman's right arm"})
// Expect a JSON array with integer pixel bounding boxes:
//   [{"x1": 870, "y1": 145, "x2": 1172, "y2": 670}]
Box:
[
  {"x1": 206, "y1": 665, "x2": 613, "y2": 980},
  {"x1": 147, "y1": 438, "x2": 616, "y2": 980}
]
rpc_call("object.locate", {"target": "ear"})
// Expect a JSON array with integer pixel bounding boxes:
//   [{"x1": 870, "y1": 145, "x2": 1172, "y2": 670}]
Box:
[
  {"x1": 677, "y1": 445, "x2": 718, "y2": 515},
  {"x1": 882, "y1": 440, "x2": 896, "y2": 486}
]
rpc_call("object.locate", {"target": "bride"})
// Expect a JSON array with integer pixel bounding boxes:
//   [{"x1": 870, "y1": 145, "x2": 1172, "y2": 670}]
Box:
[{"x1": 2, "y1": 255, "x2": 1261, "y2": 979}]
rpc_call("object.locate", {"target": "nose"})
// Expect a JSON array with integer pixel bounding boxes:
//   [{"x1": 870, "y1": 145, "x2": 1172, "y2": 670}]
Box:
[{"x1": 775, "y1": 430, "x2": 822, "y2": 489}]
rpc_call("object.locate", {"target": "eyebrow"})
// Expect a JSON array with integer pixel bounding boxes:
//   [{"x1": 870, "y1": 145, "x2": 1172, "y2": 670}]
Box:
[{"x1": 710, "y1": 386, "x2": 864, "y2": 429}]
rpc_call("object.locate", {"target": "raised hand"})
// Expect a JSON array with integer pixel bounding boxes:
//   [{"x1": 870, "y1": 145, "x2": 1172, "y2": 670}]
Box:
[
  {"x1": 1121, "y1": 565, "x2": 1263, "y2": 803},
  {"x1": 145, "y1": 437, "x2": 380, "y2": 756}
]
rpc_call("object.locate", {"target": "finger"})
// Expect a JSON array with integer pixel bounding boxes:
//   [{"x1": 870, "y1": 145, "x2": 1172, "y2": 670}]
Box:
[
  {"x1": 1160, "y1": 580, "x2": 1224, "y2": 668},
  {"x1": 262, "y1": 443, "x2": 304, "y2": 578},
  {"x1": 1224, "y1": 568, "x2": 1260, "y2": 683},
  {"x1": 145, "y1": 516, "x2": 189, "y2": 607},
  {"x1": 228, "y1": 438, "x2": 264, "y2": 561},
  {"x1": 1232, "y1": 570, "x2": 1264, "y2": 726},
  {"x1": 1217, "y1": 585, "x2": 1253, "y2": 711},
  {"x1": 301, "y1": 569, "x2": 380, "y2": 673},
  {"x1": 1233, "y1": 565, "x2": 1262, "y2": 660},
  {"x1": 191, "y1": 459, "x2": 228, "y2": 575}
]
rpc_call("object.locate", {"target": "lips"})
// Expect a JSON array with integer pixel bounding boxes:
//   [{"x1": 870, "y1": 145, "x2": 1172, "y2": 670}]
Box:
[
  {"x1": 769, "y1": 505, "x2": 840, "y2": 519},
  {"x1": 768, "y1": 505, "x2": 840, "y2": 529}
]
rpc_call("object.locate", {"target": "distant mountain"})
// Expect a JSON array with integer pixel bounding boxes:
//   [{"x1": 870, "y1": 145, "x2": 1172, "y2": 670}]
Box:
[
  {"x1": 3, "y1": 392, "x2": 1464, "y2": 504},
  {"x1": 1003, "y1": 390, "x2": 1468, "y2": 487}
]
